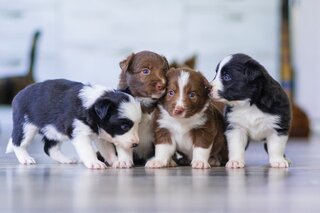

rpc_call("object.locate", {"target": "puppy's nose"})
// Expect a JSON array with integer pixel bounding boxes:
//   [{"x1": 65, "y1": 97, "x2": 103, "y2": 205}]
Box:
[
  {"x1": 156, "y1": 82, "x2": 165, "y2": 92},
  {"x1": 174, "y1": 106, "x2": 185, "y2": 115},
  {"x1": 132, "y1": 143, "x2": 139, "y2": 148}
]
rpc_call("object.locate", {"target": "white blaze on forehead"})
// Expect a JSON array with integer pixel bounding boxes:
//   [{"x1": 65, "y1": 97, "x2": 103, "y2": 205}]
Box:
[
  {"x1": 79, "y1": 84, "x2": 112, "y2": 109},
  {"x1": 119, "y1": 96, "x2": 142, "y2": 123},
  {"x1": 177, "y1": 71, "x2": 190, "y2": 107},
  {"x1": 211, "y1": 55, "x2": 233, "y2": 98}
]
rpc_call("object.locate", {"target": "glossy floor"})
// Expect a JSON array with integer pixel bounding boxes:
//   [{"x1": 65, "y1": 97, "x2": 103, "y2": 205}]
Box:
[{"x1": 1, "y1": 134, "x2": 320, "y2": 212}]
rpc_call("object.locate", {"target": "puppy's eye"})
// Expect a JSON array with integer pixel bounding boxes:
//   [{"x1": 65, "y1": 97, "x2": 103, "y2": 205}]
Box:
[
  {"x1": 222, "y1": 74, "x2": 231, "y2": 81},
  {"x1": 168, "y1": 89, "x2": 175, "y2": 97},
  {"x1": 120, "y1": 124, "x2": 131, "y2": 131},
  {"x1": 142, "y1": 69, "x2": 151, "y2": 75},
  {"x1": 189, "y1": 92, "x2": 196, "y2": 98}
]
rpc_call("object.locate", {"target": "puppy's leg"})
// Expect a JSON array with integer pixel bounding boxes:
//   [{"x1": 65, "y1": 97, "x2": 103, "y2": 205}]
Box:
[
  {"x1": 267, "y1": 134, "x2": 289, "y2": 168},
  {"x1": 192, "y1": 145, "x2": 212, "y2": 169},
  {"x1": 11, "y1": 123, "x2": 38, "y2": 164},
  {"x1": 43, "y1": 137, "x2": 77, "y2": 164},
  {"x1": 72, "y1": 136, "x2": 107, "y2": 169},
  {"x1": 145, "y1": 144, "x2": 177, "y2": 168},
  {"x1": 112, "y1": 146, "x2": 134, "y2": 168},
  {"x1": 225, "y1": 128, "x2": 247, "y2": 168},
  {"x1": 95, "y1": 139, "x2": 117, "y2": 166}
]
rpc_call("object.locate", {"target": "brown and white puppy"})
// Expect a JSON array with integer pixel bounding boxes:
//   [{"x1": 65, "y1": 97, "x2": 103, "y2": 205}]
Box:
[
  {"x1": 145, "y1": 67, "x2": 228, "y2": 169},
  {"x1": 98, "y1": 51, "x2": 169, "y2": 167}
]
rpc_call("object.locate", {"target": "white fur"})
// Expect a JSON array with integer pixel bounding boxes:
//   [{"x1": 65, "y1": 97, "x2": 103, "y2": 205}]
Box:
[
  {"x1": 118, "y1": 97, "x2": 142, "y2": 123},
  {"x1": 192, "y1": 145, "x2": 212, "y2": 169},
  {"x1": 225, "y1": 100, "x2": 287, "y2": 168},
  {"x1": 48, "y1": 143, "x2": 76, "y2": 164},
  {"x1": 11, "y1": 122, "x2": 38, "y2": 164},
  {"x1": 176, "y1": 71, "x2": 190, "y2": 108},
  {"x1": 145, "y1": 143, "x2": 176, "y2": 168},
  {"x1": 210, "y1": 55, "x2": 232, "y2": 101},
  {"x1": 79, "y1": 84, "x2": 112, "y2": 109},
  {"x1": 157, "y1": 104, "x2": 208, "y2": 158},
  {"x1": 136, "y1": 97, "x2": 157, "y2": 107},
  {"x1": 134, "y1": 112, "x2": 154, "y2": 159},
  {"x1": 72, "y1": 119, "x2": 107, "y2": 169},
  {"x1": 42, "y1": 125, "x2": 69, "y2": 142}
]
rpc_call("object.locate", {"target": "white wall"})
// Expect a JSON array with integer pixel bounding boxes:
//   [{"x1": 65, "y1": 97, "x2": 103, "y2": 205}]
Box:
[
  {"x1": 291, "y1": 0, "x2": 320, "y2": 133},
  {"x1": 0, "y1": 0, "x2": 280, "y2": 87}
]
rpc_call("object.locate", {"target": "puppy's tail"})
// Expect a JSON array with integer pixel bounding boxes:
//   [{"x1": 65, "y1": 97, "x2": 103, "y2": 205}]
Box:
[{"x1": 6, "y1": 138, "x2": 14, "y2": 153}]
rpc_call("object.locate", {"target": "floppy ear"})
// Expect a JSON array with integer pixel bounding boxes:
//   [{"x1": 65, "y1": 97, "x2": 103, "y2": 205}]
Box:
[
  {"x1": 244, "y1": 59, "x2": 263, "y2": 82},
  {"x1": 119, "y1": 53, "x2": 135, "y2": 73},
  {"x1": 94, "y1": 99, "x2": 114, "y2": 120},
  {"x1": 166, "y1": 67, "x2": 176, "y2": 78}
]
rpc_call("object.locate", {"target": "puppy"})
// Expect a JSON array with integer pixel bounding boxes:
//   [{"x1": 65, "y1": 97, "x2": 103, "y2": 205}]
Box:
[
  {"x1": 116, "y1": 51, "x2": 169, "y2": 164},
  {"x1": 145, "y1": 67, "x2": 228, "y2": 169},
  {"x1": 6, "y1": 79, "x2": 141, "y2": 169},
  {"x1": 210, "y1": 53, "x2": 291, "y2": 168}
]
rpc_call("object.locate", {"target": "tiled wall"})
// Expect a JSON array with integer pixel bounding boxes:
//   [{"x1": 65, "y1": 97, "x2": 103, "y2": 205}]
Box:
[{"x1": 0, "y1": 0, "x2": 280, "y2": 88}]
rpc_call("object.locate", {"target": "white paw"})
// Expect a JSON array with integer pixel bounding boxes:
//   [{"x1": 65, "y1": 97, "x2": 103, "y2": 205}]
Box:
[
  {"x1": 18, "y1": 156, "x2": 36, "y2": 165},
  {"x1": 191, "y1": 160, "x2": 211, "y2": 169},
  {"x1": 59, "y1": 158, "x2": 77, "y2": 164},
  {"x1": 145, "y1": 158, "x2": 170, "y2": 168},
  {"x1": 270, "y1": 158, "x2": 289, "y2": 168},
  {"x1": 83, "y1": 160, "x2": 107, "y2": 170},
  {"x1": 112, "y1": 160, "x2": 133, "y2": 168},
  {"x1": 226, "y1": 159, "x2": 245, "y2": 168}
]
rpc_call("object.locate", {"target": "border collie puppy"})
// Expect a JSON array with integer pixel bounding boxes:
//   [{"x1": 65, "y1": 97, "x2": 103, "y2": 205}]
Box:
[
  {"x1": 145, "y1": 67, "x2": 228, "y2": 169},
  {"x1": 6, "y1": 79, "x2": 141, "y2": 169},
  {"x1": 116, "y1": 51, "x2": 169, "y2": 165},
  {"x1": 210, "y1": 53, "x2": 291, "y2": 168}
]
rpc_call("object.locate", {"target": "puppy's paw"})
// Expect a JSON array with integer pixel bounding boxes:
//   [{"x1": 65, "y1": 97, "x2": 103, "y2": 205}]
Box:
[
  {"x1": 18, "y1": 156, "x2": 36, "y2": 165},
  {"x1": 112, "y1": 160, "x2": 133, "y2": 168},
  {"x1": 208, "y1": 158, "x2": 222, "y2": 167},
  {"x1": 84, "y1": 160, "x2": 107, "y2": 170},
  {"x1": 226, "y1": 159, "x2": 245, "y2": 169},
  {"x1": 270, "y1": 158, "x2": 289, "y2": 168},
  {"x1": 145, "y1": 158, "x2": 170, "y2": 168},
  {"x1": 61, "y1": 158, "x2": 78, "y2": 164},
  {"x1": 191, "y1": 160, "x2": 211, "y2": 169}
]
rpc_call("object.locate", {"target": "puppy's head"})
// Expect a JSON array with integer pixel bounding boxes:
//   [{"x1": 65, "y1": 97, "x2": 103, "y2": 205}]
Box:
[
  {"x1": 162, "y1": 67, "x2": 211, "y2": 118},
  {"x1": 84, "y1": 89, "x2": 142, "y2": 149},
  {"x1": 210, "y1": 53, "x2": 264, "y2": 104},
  {"x1": 119, "y1": 51, "x2": 169, "y2": 100}
]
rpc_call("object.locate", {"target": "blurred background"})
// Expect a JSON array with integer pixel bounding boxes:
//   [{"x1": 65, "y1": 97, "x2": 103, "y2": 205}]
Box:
[{"x1": 0, "y1": 0, "x2": 319, "y2": 137}]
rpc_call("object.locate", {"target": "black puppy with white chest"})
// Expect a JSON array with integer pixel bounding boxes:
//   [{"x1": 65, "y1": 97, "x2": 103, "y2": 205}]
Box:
[
  {"x1": 6, "y1": 79, "x2": 142, "y2": 169},
  {"x1": 210, "y1": 53, "x2": 291, "y2": 168}
]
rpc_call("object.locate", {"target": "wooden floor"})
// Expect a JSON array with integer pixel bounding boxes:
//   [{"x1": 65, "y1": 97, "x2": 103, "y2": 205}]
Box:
[{"x1": 1, "y1": 108, "x2": 320, "y2": 212}]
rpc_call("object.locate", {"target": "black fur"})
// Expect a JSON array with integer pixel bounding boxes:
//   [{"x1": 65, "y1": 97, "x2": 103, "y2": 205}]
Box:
[
  {"x1": 11, "y1": 79, "x2": 134, "y2": 157},
  {"x1": 217, "y1": 53, "x2": 291, "y2": 136}
]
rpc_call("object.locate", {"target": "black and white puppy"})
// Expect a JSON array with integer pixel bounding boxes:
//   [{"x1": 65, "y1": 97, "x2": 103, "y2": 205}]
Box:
[
  {"x1": 6, "y1": 79, "x2": 141, "y2": 169},
  {"x1": 210, "y1": 53, "x2": 291, "y2": 168}
]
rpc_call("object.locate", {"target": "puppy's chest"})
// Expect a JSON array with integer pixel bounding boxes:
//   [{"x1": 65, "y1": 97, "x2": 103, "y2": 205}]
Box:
[
  {"x1": 158, "y1": 110, "x2": 206, "y2": 156},
  {"x1": 227, "y1": 104, "x2": 280, "y2": 140},
  {"x1": 134, "y1": 112, "x2": 154, "y2": 157}
]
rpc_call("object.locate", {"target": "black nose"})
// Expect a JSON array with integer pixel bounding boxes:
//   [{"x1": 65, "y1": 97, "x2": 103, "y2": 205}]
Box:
[{"x1": 132, "y1": 143, "x2": 138, "y2": 148}]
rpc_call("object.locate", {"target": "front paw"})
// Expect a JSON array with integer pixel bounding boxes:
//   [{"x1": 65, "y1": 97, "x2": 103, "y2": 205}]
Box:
[
  {"x1": 112, "y1": 160, "x2": 133, "y2": 168},
  {"x1": 270, "y1": 158, "x2": 289, "y2": 168},
  {"x1": 145, "y1": 158, "x2": 174, "y2": 168},
  {"x1": 226, "y1": 159, "x2": 245, "y2": 168},
  {"x1": 191, "y1": 160, "x2": 211, "y2": 169},
  {"x1": 83, "y1": 160, "x2": 107, "y2": 170}
]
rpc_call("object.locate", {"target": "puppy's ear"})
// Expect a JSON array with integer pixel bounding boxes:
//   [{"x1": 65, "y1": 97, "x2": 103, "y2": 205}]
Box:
[
  {"x1": 199, "y1": 71, "x2": 212, "y2": 94},
  {"x1": 94, "y1": 99, "x2": 114, "y2": 120},
  {"x1": 161, "y1": 55, "x2": 170, "y2": 71},
  {"x1": 166, "y1": 67, "x2": 176, "y2": 78},
  {"x1": 244, "y1": 59, "x2": 263, "y2": 82},
  {"x1": 119, "y1": 53, "x2": 135, "y2": 73}
]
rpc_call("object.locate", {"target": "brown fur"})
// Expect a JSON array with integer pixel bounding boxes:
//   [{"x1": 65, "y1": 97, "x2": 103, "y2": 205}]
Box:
[
  {"x1": 154, "y1": 67, "x2": 228, "y2": 166},
  {"x1": 118, "y1": 51, "x2": 169, "y2": 109}
]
